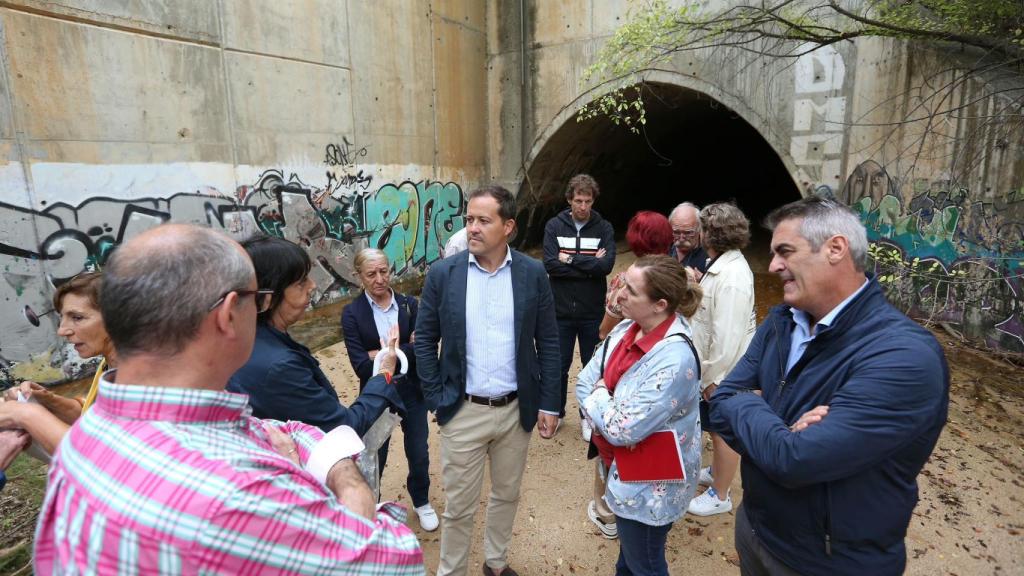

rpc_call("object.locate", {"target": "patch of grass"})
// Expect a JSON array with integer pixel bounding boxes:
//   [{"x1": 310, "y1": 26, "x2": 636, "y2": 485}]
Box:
[
  {"x1": 0, "y1": 454, "x2": 48, "y2": 574},
  {"x1": 0, "y1": 539, "x2": 31, "y2": 575}
]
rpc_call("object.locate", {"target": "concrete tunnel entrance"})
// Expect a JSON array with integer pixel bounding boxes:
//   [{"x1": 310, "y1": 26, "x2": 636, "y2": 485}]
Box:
[{"x1": 515, "y1": 82, "x2": 802, "y2": 267}]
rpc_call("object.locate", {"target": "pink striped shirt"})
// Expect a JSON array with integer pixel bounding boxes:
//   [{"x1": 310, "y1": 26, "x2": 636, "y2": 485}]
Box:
[{"x1": 34, "y1": 375, "x2": 425, "y2": 575}]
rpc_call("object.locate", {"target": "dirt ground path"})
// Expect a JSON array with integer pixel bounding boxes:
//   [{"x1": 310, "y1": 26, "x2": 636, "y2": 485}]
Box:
[
  {"x1": 2, "y1": 251, "x2": 1022, "y2": 575},
  {"x1": 317, "y1": 253, "x2": 1023, "y2": 576}
]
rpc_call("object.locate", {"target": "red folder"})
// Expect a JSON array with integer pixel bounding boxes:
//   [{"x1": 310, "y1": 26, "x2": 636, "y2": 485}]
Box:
[{"x1": 613, "y1": 430, "x2": 686, "y2": 483}]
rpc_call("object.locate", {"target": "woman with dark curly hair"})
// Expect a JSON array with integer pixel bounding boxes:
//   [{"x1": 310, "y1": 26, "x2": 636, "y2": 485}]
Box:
[{"x1": 687, "y1": 202, "x2": 757, "y2": 517}]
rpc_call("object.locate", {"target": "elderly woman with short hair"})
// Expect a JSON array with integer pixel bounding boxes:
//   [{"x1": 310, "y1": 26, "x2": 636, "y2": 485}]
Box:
[
  {"x1": 227, "y1": 235, "x2": 403, "y2": 437},
  {"x1": 686, "y1": 202, "x2": 757, "y2": 517},
  {"x1": 341, "y1": 248, "x2": 437, "y2": 532}
]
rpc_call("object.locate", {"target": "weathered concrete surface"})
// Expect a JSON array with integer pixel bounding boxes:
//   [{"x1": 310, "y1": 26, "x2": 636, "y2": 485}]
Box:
[
  {"x1": 227, "y1": 51, "x2": 353, "y2": 165},
  {"x1": 433, "y1": 12, "x2": 487, "y2": 171},
  {"x1": 1, "y1": 0, "x2": 221, "y2": 42},
  {"x1": 0, "y1": 1, "x2": 483, "y2": 385},
  {"x1": 347, "y1": 0, "x2": 436, "y2": 168},
  {"x1": 434, "y1": 0, "x2": 488, "y2": 178},
  {"x1": 3, "y1": 10, "x2": 230, "y2": 168},
  {"x1": 221, "y1": 0, "x2": 350, "y2": 67},
  {"x1": 434, "y1": 0, "x2": 486, "y2": 32},
  {"x1": 486, "y1": 0, "x2": 1023, "y2": 355}
]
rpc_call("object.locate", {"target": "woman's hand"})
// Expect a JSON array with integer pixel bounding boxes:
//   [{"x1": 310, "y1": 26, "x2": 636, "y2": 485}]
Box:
[
  {"x1": 701, "y1": 383, "x2": 717, "y2": 402},
  {"x1": 265, "y1": 425, "x2": 301, "y2": 467},
  {"x1": 0, "y1": 399, "x2": 39, "y2": 429},
  {"x1": 4, "y1": 381, "x2": 53, "y2": 405}
]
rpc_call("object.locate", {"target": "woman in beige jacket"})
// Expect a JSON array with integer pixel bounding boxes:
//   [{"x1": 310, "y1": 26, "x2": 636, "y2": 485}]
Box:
[{"x1": 687, "y1": 202, "x2": 757, "y2": 516}]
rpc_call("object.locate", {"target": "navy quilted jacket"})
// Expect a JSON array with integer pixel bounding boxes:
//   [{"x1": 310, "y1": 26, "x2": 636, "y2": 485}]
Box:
[{"x1": 709, "y1": 279, "x2": 948, "y2": 576}]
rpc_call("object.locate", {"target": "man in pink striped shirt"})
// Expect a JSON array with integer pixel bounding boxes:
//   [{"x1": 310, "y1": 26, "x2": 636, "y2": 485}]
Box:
[{"x1": 35, "y1": 224, "x2": 424, "y2": 575}]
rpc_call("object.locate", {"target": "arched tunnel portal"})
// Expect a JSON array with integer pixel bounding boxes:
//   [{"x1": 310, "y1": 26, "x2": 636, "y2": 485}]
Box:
[{"x1": 516, "y1": 80, "x2": 803, "y2": 269}]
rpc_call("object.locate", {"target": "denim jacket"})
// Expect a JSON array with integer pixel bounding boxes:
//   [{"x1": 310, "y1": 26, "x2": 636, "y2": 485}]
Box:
[{"x1": 575, "y1": 315, "x2": 702, "y2": 526}]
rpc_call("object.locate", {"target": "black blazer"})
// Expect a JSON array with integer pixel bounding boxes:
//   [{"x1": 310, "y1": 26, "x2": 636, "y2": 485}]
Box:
[
  {"x1": 414, "y1": 250, "x2": 561, "y2": 431},
  {"x1": 228, "y1": 323, "x2": 402, "y2": 435},
  {"x1": 342, "y1": 291, "x2": 419, "y2": 393}
]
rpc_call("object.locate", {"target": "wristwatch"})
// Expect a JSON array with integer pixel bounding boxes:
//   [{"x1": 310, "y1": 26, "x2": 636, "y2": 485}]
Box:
[{"x1": 565, "y1": 254, "x2": 574, "y2": 265}]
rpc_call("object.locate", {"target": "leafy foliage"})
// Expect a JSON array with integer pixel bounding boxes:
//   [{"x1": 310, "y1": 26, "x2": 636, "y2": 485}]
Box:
[
  {"x1": 868, "y1": 242, "x2": 968, "y2": 324},
  {"x1": 577, "y1": 0, "x2": 1024, "y2": 130}
]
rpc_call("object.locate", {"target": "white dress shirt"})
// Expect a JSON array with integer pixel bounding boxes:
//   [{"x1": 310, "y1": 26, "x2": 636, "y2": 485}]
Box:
[
  {"x1": 366, "y1": 289, "x2": 398, "y2": 341},
  {"x1": 464, "y1": 247, "x2": 517, "y2": 397}
]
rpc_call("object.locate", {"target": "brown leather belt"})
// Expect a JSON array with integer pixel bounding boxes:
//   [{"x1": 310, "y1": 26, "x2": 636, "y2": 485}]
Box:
[{"x1": 465, "y1": 391, "x2": 518, "y2": 407}]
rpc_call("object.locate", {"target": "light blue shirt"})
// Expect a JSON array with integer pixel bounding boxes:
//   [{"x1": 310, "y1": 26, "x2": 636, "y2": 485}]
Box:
[
  {"x1": 786, "y1": 279, "x2": 870, "y2": 373},
  {"x1": 365, "y1": 290, "x2": 398, "y2": 341},
  {"x1": 464, "y1": 247, "x2": 517, "y2": 397}
]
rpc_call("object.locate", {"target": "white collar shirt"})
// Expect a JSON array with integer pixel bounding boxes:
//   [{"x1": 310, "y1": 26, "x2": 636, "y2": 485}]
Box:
[
  {"x1": 786, "y1": 278, "x2": 870, "y2": 373},
  {"x1": 365, "y1": 289, "x2": 398, "y2": 341},
  {"x1": 464, "y1": 247, "x2": 517, "y2": 397}
]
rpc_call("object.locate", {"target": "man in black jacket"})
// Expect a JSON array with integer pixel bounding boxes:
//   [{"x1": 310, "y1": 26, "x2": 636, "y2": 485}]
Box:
[{"x1": 543, "y1": 174, "x2": 616, "y2": 426}]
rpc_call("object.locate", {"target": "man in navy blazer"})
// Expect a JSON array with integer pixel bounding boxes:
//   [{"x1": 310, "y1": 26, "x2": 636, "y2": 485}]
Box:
[
  {"x1": 342, "y1": 269, "x2": 435, "y2": 531},
  {"x1": 342, "y1": 290, "x2": 418, "y2": 390},
  {"x1": 416, "y1": 185, "x2": 560, "y2": 576}
]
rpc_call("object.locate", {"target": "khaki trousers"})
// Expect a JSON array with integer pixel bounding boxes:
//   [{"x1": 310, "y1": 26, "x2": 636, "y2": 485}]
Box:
[
  {"x1": 592, "y1": 459, "x2": 615, "y2": 523},
  {"x1": 437, "y1": 400, "x2": 532, "y2": 576}
]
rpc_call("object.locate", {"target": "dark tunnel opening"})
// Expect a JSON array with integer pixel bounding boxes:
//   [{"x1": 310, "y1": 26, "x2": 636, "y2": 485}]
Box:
[{"x1": 516, "y1": 82, "x2": 802, "y2": 266}]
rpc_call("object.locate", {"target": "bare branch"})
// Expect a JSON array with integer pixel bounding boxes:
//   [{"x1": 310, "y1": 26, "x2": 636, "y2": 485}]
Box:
[{"x1": 827, "y1": 1, "x2": 1023, "y2": 59}]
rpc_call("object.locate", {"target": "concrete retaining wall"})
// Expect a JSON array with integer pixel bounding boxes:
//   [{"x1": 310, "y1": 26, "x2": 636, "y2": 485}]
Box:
[
  {"x1": 0, "y1": 1, "x2": 485, "y2": 384},
  {"x1": 487, "y1": 0, "x2": 1023, "y2": 354},
  {"x1": 1, "y1": 1, "x2": 1020, "y2": 386}
]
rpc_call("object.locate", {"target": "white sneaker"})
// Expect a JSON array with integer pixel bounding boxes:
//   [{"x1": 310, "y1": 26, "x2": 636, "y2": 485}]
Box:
[
  {"x1": 581, "y1": 419, "x2": 593, "y2": 442},
  {"x1": 687, "y1": 486, "x2": 732, "y2": 516},
  {"x1": 415, "y1": 503, "x2": 439, "y2": 531},
  {"x1": 698, "y1": 466, "x2": 713, "y2": 486},
  {"x1": 587, "y1": 500, "x2": 618, "y2": 539}
]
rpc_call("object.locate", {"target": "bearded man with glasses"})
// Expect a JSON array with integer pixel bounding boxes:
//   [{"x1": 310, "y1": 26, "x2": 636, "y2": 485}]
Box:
[{"x1": 669, "y1": 202, "x2": 710, "y2": 281}]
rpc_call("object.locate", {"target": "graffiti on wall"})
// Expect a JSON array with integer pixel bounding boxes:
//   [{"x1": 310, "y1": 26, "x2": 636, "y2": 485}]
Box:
[
  {"x1": 792, "y1": 42, "x2": 849, "y2": 195},
  {"x1": 0, "y1": 169, "x2": 465, "y2": 383},
  {"x1": 839, "y1": 160, "x2": 1024, "y2": 352},
  {"x1": 324, "y1": 137, "x2": 370, "y2": 168}
]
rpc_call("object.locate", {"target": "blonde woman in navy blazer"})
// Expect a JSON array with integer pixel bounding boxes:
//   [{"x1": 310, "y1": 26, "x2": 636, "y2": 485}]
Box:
[{"x1": 342, "y1": 248, "x2": 438, "y2": 532}]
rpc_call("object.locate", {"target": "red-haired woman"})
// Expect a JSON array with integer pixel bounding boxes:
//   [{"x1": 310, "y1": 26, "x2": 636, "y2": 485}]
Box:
[{"x1": 599, "y1": 211, "x2": 675, "y2": 340}]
